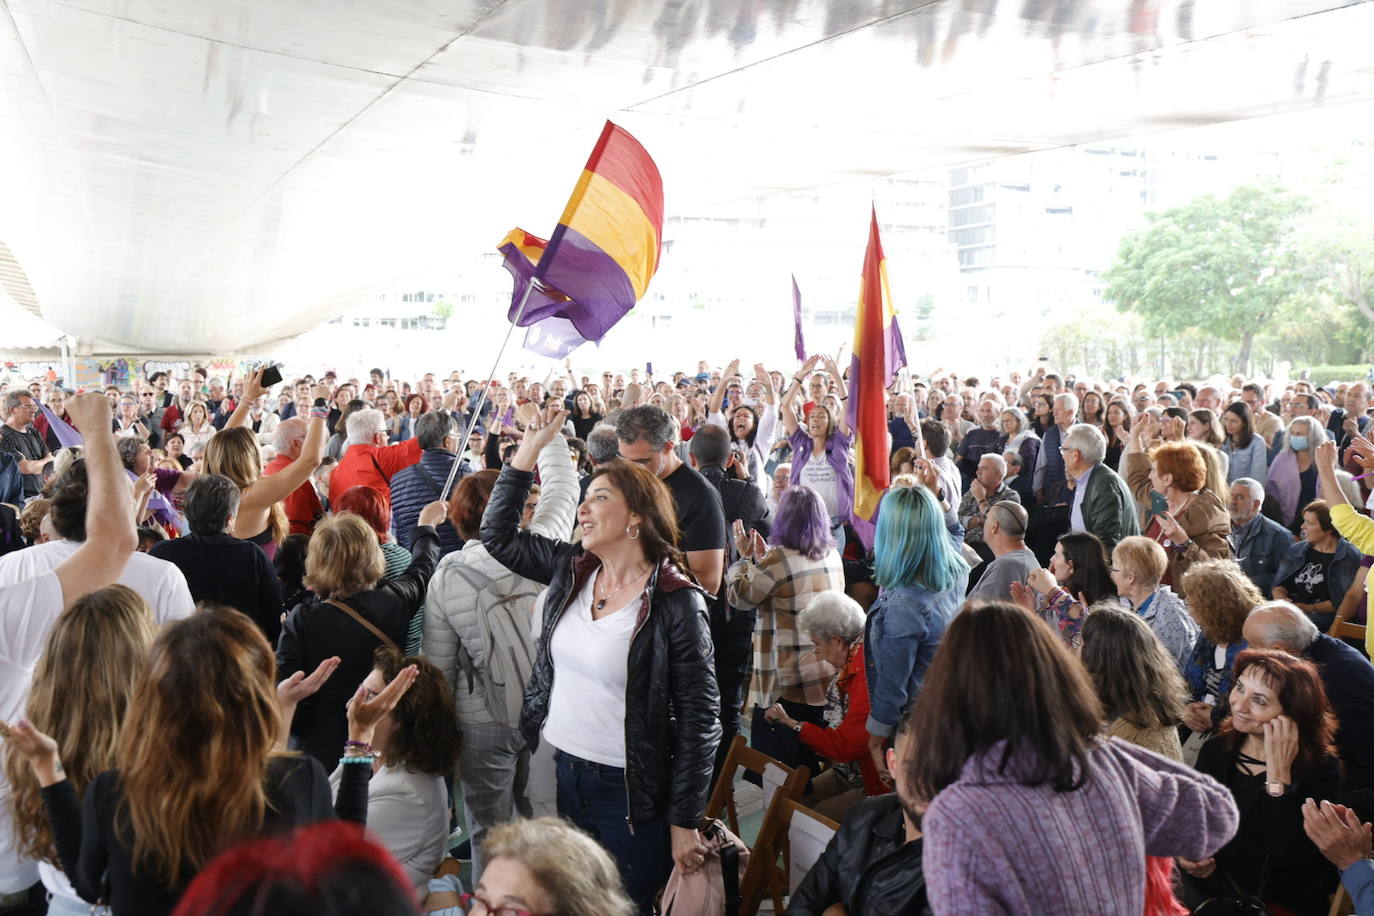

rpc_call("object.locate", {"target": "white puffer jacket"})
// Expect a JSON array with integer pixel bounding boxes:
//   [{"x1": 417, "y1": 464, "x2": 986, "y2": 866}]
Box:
[{"x1": 422, "y1": 436, "x2": 579, "y2": 725}]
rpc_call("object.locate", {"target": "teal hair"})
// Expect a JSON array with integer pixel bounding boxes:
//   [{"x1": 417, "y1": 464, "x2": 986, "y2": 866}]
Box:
[{"x1": 873, "y1": 485, "x2": 969, "y2": 591}]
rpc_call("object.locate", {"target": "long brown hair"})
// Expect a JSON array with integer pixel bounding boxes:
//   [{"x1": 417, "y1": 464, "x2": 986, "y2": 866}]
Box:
[
  {"x1": 907, "y1": 600, "x2": 1104, "y2": 797},
  {"x1": 1221, "y1": 649, "x2": 1338, "y2": 779},
  {"x1": 204, "y1": 426, "x2": 286, "y2": 542},
  {"x1": 6, "y1": 586, "x2": 155, "y2": 862},
  {"x1": 1080, "y1": 603, "x2": 1186, "y2": 730},
  {"x1": 587, "y1": 459, "x2": 691, "y2": 578},
  {"x1": 116, "y1": 605, "x2": 284, "y2": 884}
]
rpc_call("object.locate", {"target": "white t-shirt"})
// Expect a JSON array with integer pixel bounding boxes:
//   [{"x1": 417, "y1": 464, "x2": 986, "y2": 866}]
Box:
[
  {"x1": 0, "y1": 540, "x2": 194, "y2": 625},
  {"x1": 329, "y1": 764, "x2": 448, "y2": 896},
  {"x1": 799, "y1": 458, "x2": 839, "y2": 518},
  {"x1": 0, "y1": 575, "x2": 62, "y2": 893},
  {"x1": 541, "y1": 572, "x2": 638, "y2": 768}
]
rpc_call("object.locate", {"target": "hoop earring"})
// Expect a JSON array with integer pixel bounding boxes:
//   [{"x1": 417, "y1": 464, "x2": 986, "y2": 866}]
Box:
[{"x1": 626, "y1": 523, "x2": 640, "y2": 540}]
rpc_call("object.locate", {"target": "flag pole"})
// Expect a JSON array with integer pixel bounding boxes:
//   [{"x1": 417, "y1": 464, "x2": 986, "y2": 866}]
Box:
[{"x1": 437, "y1": 278, "x2": 542, "y2": 501}]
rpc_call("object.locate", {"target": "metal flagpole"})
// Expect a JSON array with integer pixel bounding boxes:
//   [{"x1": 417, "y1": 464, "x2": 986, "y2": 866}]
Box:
[{"x1": 437, "y1": 278, "x2": 543, "y2": 501}]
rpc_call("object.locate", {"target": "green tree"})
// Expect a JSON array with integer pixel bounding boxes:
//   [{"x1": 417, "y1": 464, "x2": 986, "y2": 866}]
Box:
[
  {"x1": 432, "y1": 300, "x2": 454, "y2": 319},
  {"x1": 1103, "y1": 183, "x2": 1315, "y2": 374}
]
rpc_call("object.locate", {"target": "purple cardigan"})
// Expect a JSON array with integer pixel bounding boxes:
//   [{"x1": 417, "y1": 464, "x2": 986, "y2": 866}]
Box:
[
  {"x1": 787, "y1": 427, "x2": 854, "y2": 523},
  {"x1": 923, "y1": 737, "x2": 1238, "y2": 915}
]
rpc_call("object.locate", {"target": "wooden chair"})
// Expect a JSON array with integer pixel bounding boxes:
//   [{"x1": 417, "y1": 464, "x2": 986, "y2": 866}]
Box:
[
  {"x1": 705, "y1": 734, "x2": 806, "y2": 838},
  {"x1": 1332, "y1": 619, "x2": 1366, "y2": 645},
  {"x1": 704, "y1": 735, "x2": 810, "y2": 916},
  {"x1": 1329, "y1": 883, "x2": 1355, "y2": 916},
  {"x1": 777, "y1": 796, "x2": 841, "y2": 902}
]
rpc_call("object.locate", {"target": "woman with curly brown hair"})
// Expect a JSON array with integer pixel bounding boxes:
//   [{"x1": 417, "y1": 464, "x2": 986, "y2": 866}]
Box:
[
  {"x1": 3, "y1": 585, "x2": 155, "y2": 916},
  {"x1": 1178, "y1": 559, "x2": 1264, "y2": 744},
  {"x1": 1180, "y1": 650, "x2": 1342, "y2": 915},
  {"x1": 329, "y1": 648, "x2": 459, "y2": 895}
]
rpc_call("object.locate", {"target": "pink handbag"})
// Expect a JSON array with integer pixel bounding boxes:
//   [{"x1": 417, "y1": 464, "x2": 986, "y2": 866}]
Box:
[{"x1": 657, "y1": 819, "x2": 750, "y2": 916}]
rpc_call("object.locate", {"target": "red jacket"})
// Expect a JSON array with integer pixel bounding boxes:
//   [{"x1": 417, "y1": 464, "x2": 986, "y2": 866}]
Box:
[
  {"x1": 329, "y1": 438, "x2": 422, "y2": 508},
  {"x1": 263, "y1": 453, "x2": 324, "y2": 536},
  {"x1": 798, "y1": 642, "x2": 890, "y2": 797}
]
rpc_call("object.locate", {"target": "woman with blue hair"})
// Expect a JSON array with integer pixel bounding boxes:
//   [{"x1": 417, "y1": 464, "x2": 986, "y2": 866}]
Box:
[{"x1": 863, "y1": 484, "x2": 969, "y2": 779}]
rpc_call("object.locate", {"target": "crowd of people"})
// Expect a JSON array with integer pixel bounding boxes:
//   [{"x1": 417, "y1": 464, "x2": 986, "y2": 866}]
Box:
[{"x1": 0, "y1": 357, "x2": 1372, "y2": 914}]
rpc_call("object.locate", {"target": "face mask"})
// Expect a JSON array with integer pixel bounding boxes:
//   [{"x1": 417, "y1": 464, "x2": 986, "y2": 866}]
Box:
[{"x1": 1288, "y1": 435, "x2": 1309, "y2": 452}]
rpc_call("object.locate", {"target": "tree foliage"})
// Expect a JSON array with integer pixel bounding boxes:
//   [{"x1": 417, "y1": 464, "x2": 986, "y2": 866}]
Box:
[{"x1": 1103, "y1": 182, "x2": 1317, "y2": 372}]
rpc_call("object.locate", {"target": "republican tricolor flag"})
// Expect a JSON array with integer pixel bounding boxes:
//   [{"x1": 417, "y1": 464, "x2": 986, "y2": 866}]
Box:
[
  {"x1": 846, "y1": 207, "x2": 907, "y2": 548},
  {"x1": 498, "y1": 121, "x2": 664, "y2": 357}
]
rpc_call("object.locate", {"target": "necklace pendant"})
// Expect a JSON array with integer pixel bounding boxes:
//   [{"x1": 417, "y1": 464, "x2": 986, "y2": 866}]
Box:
[{"x1": 595, "y1": 598, "x2": 606, "y2": 611}]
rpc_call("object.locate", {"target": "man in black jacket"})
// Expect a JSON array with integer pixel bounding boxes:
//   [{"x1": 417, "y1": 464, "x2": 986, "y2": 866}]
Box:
[
  {"x1": 689, "y1": 423, "x2": 770, "y2": 781},
  {"x1": 786, "y1": 710, "x2": 931, "y2": 915}
]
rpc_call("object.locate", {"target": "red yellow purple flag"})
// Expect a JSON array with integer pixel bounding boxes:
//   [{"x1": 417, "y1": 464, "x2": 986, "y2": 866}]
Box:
[{"x1": 845, "y1": 207, "x2": 908, "y2": 548}]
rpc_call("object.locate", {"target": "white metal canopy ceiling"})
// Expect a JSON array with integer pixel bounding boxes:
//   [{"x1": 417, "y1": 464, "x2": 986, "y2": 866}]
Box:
[{"x1": 1, "y1": 0, "x2": 1371, "y2": 353}]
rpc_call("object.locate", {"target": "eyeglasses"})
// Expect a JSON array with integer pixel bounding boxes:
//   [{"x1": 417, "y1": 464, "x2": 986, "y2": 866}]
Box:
[{"x1": 457, "y1": 893, "x2": 541, "y2": 916}]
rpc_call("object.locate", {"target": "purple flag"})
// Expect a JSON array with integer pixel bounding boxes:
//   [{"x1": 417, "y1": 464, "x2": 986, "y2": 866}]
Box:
[
  {"x1": 792, "y1": 274, "x2": 806, "y2": 362},
  {"x1": 522, "y1": 316, "x2": 588, "y2": 359},
  {"x1": 40, "y1": 404, "x2": 82, "y2": 448}
]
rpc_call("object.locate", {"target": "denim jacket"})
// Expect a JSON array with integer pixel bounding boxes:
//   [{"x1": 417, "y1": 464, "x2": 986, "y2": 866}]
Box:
[
  {"x1": 863, "y1": 578, "x2": 967, "y2": 737},
  {"x1": 1272, "y1": 537, "x2": 1362, "y2": 610}
]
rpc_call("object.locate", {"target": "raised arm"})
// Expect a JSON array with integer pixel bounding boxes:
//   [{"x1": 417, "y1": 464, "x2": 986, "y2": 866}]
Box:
[
  {"x1": 819, "y1": 353, "x2": 848, "y2": 402},
  {"x1": 241, "y1": 401, "x2": 327, "y2": 512},
  {"x1": 54, "y1": 394, "x2": 137, "y2": 608},
  {"x1": 225, "y1": 368, "x2": 269, "y2": 430},
  {"x1": 1317, "y1": 440, "x2": 1350, "y2": 508},
  {"x1": 753, "y1": 363, "x2": 776, "y2": 407},
  {"x1": 480, "y1": 408, "x2": 578, "y2": 584},
  {"x1": 709, "y1": 359, "x2": 739, "y2": 415}
]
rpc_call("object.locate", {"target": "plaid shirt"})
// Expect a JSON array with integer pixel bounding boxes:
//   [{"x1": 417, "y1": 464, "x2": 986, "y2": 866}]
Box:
[{"x1": 727, "y1": 546, "x2": 846, "y2": 708}]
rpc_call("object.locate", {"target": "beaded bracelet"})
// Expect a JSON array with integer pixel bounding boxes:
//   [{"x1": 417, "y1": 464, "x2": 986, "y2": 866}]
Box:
[
  {"x1": 341, "y1": 756, "x2": 375, "y2": 765},
  {"x1": 344, "y1": 739, "x2": 373, "y2": 753},
  {"x1": 310, "y1": 406, "x2": 329, "y2": 420}
]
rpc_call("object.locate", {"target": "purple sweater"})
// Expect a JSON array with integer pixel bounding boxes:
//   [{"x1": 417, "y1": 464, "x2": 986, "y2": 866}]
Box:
[{"x1": 924, "y1": 737, "x2": 1238, "y2": 915}]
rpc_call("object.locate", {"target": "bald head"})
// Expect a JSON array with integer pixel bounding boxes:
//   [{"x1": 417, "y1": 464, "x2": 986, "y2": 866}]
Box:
[
  {"x1": 1242, "y1": 601, "x2": 1319, "y2": 654},
  {"x1": 1195, "y1": 386, "x2": 1223, "y2": 412}
]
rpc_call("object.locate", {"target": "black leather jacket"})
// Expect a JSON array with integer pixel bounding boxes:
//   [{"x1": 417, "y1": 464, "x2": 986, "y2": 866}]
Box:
[
  {"x1": 480, "y1": 465, "x2": 721, "y2": 827},
  {"x1": 784, "y1": 796, "x2": 931, "y2": 916}
]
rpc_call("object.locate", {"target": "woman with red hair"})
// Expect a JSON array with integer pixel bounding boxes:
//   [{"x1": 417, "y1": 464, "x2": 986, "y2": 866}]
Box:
[
  {"x1": 334, "y1": 486, "x2": 412, "y2": 582},
  {"x1": 1124, "y1": 415, "x2": 1230, "y2": 596},
  {"x1": 1180, "y1": 649, "x2": 1341, "y2": 914},
  {"x1": 170, "y1": 821, "x2": 414, "y2": 916}
]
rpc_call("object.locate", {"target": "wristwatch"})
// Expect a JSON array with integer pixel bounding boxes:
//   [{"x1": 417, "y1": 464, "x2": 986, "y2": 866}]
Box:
[
  {"x1": 791, "y1": 720, "x2": 803, "y2": 733},
  {"x1": 1265, "y1": 779, "x2": 1287, "y2": 798}
]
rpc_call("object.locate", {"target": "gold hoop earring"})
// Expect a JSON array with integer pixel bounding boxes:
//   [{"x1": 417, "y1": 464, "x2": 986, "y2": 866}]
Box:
[{"x1": 626, "y1": 524, "x2": 640, "y2": 540}]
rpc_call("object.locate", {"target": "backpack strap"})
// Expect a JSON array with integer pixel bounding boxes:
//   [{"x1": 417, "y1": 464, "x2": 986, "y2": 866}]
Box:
[{"x1": 325, "y1": 598, "x2": 400, "y2": 654}]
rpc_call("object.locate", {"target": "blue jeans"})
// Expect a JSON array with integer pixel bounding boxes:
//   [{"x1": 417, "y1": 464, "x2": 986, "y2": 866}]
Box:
[{"x1": 554, "y1": 750, "x2": 671, "y2": 915}]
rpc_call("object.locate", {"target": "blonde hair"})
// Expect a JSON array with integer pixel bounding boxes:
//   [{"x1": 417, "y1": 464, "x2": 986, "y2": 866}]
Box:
[
  {"x1": 5, "y1": 586, "x2": 155, "y2": 862},
  {"x1": 204, "y1": 426, "x2": 286, "y2": 542},
  {"x1": 303, "y1": 513, "x2": 385, "y2": 599},
  {"x1": 1181, "y1": 558, "x2": 1263, "y2": 644},
  {"x1": 116, "y1": 606, "x2": 283, "y2": 884},
  {"x1": 1112, "y1": 536, "x2": 1167, "y2": 587},
  {"x1": 482, "y1": 817, "x2": 635, "y2": 916}
]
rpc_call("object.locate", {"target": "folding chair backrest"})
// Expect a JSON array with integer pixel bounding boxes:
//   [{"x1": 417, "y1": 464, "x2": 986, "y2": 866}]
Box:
[
  {"x1": 780, "y1": 798, "x2": 840, "y2": 895},
  {"x1": 737, "y1": 761, "x2": 810, "y2": 916},
  {"x1": 706, "y1": 734, "x2": 804, "y2": 837},
  {"x1": 1333, "y1": 620, "x2": 1367, "y2": 645}
]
